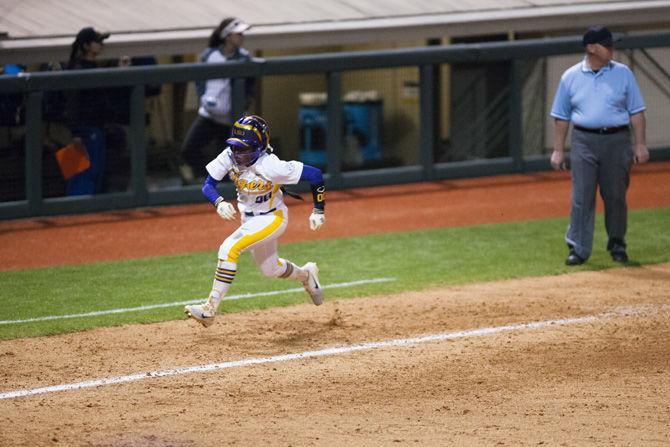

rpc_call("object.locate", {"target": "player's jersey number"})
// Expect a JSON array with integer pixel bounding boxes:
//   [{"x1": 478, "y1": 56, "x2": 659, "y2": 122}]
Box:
[{"x1": 255, "y1": 192, "x2": 272, "y2": 204}]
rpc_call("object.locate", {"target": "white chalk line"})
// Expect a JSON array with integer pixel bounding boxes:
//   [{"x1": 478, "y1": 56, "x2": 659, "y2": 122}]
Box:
[
  {"x1": 1, "y1": 304, "x2": 666, "y2": 401},
  {"x1": 0, "y1": 277, "x2": 395, "y2": 325}
]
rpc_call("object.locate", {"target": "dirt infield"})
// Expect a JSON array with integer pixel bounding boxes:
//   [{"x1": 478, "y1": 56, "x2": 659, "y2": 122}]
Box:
[
  {"x1": 1, "y1": 265, "x2": 669, "y2": 446},
  {"x1": 1, "y1": 162, "x2": 669, "y2": 446}
]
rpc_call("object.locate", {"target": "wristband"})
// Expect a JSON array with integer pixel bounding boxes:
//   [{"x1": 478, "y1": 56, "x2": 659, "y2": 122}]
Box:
[{"x1": 311, "y1": 183, "x2": 325, "y2": 211}]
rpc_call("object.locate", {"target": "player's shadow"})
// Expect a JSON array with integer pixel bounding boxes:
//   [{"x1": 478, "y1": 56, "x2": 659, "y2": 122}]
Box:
[
  {"x1": 269, "y1": 309, "x2": 360, "y2": 347},
  {"x1": 272, "y1": 329, "x2": 325, "y2": 346}
]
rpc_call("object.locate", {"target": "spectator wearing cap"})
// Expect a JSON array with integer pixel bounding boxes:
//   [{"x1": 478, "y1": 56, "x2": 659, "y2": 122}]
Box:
[
  {"x1": 550, "y1": 26, "x2": 649, "y2": 266},
  {"x1": 68, "y1": 27, "x2": 112, "y2": 69},
  {"x1": 63, "y1": 27, "x2": 132, "y2": 194},
  {"x1": 179, "y1": 17, "x2": 255, "y2": 184},
  {"x1": 66, "y1": 26, "x2": 133, "y2": 126}
]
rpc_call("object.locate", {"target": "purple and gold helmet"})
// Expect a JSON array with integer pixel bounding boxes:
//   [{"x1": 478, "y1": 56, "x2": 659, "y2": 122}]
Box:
[{"x1": 226, "y1": 115, "x2": 270, "y2": 168}]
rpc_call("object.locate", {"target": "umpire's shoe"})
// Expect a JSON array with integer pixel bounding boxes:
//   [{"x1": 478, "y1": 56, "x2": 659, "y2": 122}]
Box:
[
  {"x1": 184, "y1": 302, "x2": 216, "y2": 327},
  {"x1": 610, "y1": 248, "x2": 629, "y2": 263},
  {"x1": 565, "y1": 249, "x2": 585, "y2": 266},
  {"x1": 302, "y1": 262, "x2": 323, "y2": 306}
]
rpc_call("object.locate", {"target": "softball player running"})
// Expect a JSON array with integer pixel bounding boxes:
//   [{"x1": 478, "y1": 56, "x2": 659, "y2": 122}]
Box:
[{"x1": 185, "y1": 115, "x2": 326, "y2": 327}]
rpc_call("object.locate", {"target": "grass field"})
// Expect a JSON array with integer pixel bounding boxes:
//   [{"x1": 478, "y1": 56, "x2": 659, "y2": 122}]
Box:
[{"x1": 1, "y1": 207, "x2": 669, "y2": 340}]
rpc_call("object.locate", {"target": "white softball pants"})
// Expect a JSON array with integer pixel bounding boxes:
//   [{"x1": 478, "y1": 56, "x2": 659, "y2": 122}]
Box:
[{"x1": 219, "y1": 207, "x2": 289, "y2": 276}]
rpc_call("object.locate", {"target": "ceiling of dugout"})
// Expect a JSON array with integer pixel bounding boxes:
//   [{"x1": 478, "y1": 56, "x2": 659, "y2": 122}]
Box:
[{"x1": 1, "y1": 0, "x2": 669, "y2": 65}]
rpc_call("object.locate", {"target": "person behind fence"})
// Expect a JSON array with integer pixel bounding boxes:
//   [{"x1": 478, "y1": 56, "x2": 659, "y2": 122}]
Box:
[
  {"x1": 64, "y1": 27, "x2": 132, "y2": 195},
  {"x1": 179, "y1": 17, "x2": 255, "y2": 185},
  {"x1": 184, "y1": 115, "x2": 326, "y2": 328},
  {"x1": 550, "y1": 25, "x2": 649, "y2": 266},
  {"x1": 0, "y1": 64, "x2": 25, "y2": 127}
]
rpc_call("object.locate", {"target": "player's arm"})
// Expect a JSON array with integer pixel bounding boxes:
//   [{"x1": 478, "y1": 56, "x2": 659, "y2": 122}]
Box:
[
  {"x1": 202, "y1": 175, "x2": 236, "y2": 220},
  {"x1": 300, "y1": 164, "x2": 326, "y2": 231}
]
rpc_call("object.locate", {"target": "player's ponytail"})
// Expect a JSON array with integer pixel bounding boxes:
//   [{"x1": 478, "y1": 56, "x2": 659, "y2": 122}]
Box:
[{"x1": 208, "y1": 17, "x2": 236, "y2": 48}]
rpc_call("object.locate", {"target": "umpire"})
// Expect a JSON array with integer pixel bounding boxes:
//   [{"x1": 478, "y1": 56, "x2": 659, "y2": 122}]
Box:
[{"x1": 550, "y1": 26, "x2": 649, "y2": 266}]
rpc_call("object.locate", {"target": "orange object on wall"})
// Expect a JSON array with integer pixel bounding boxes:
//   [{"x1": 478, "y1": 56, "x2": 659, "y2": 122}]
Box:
[{"x1": 55, "y1": 142, "x2": 90, "y2": 180}]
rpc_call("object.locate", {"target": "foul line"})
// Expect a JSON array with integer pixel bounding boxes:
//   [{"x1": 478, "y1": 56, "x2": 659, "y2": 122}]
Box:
[
  {"x1": 0, "y1": 278, "x2": 395, "y2": 325},
  {"x1": 1, "y1": 304, "x2": 665, "y2": 400}
]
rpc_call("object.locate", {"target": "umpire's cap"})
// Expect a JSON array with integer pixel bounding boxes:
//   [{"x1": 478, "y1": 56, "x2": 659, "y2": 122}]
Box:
[{"x1": 582, "y1": 26, "x2": 619, "y2": 47}]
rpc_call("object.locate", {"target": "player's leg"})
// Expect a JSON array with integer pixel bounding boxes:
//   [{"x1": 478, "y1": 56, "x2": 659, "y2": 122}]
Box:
[
  {"x1": 566, "y1": 131, "x2": 599, "y2": 262},
  {"x1": 251, "y1": 241, "x2": 323, "y2": 306},
  {"x1": 184, "y1": 233, "x2": 241, "y2": 327},
  {"x1": 185, "y1": 210, "x2": 289, "y2": 326}
]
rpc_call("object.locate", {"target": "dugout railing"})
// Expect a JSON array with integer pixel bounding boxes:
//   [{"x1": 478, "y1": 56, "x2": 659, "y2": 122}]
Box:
[{"x1": 1, "y1": 32, "x2": 669, "y2": 219}]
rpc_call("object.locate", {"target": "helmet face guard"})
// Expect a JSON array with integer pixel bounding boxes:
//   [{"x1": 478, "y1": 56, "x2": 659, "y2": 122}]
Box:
[
  {"x1": 226, "y1": 115, "x2": 270, "y2": 168},
  {"x1": 228, "y1": 142, "x2": 262, "y2": 168}
]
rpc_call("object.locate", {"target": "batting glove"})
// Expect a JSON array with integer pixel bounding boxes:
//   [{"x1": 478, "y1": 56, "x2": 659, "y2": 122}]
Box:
[
  {"x1": 215, "y1": 197, "x2": 237, "y2": 221},
  {"x1": 309, "y1": 209, "x2": 325, "y2": 231}
]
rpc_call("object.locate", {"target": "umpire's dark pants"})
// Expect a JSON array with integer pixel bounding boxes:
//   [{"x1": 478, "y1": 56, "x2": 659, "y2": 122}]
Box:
[{"x1": 566, "y1": 128, "x2": 633, "y2": 260}]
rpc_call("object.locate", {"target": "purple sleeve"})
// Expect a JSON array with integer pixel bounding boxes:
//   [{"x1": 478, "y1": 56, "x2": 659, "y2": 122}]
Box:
[
  {"x1": 299, "y1": 164, "x2": 323, "y2": 184},
  {"x1": 201, "y1": 175, "x2": 221, "y2": 205},
  {"x1": 299, "y1": 164, "x2": 325, "y2": 211}
]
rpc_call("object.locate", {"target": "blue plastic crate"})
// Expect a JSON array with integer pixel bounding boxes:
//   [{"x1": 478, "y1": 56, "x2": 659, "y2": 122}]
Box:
[{"x1": 298, "y1": 100, "x2": 383, "y2": 167}]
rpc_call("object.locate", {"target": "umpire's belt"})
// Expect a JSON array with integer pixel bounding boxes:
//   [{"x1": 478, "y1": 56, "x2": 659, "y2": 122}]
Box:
[
  {"x1": 244, "y1": 208, "x2": 276, "y2": 217},
  {"x1": 573, "y1": 124, "x2": 629, "y2": 135}
]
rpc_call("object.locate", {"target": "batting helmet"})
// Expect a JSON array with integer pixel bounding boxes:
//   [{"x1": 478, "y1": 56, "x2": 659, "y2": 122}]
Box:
[{"x1": 226, "y1": 115, "x2": 270, "y2": 168}]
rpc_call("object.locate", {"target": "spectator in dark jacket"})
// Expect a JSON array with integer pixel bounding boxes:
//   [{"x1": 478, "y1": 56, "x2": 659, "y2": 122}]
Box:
[{"x1": 65, "y1": 27, "x2": 131, "y2": 194}]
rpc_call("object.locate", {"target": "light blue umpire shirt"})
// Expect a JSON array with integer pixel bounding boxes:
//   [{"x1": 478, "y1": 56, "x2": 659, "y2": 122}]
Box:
[{"x1": 550, "y1": 58, "x2": 646, "y2": 128}]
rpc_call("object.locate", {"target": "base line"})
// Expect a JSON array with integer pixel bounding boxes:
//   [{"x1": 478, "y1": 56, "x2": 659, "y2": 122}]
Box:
[
  {"x1": 1, "y1": 304, "x2": 663, "y2": 400},
  {"x1": 0, "y1": 277, "x2": 395, "y2": 325}
]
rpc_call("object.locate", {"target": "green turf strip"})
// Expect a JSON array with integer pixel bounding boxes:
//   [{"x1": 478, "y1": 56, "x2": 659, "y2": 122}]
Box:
[{"x1": 1, "y1": 207, "x2": 668, "y2": 340}]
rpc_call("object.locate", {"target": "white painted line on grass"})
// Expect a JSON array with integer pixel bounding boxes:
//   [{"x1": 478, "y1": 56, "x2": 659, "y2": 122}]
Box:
[
  {"x1": 0, "y1": 277, "x2": 395, "y2": 325},
  {"x1": 1, "y1": 304, "x2": 665, "y2": 401}
]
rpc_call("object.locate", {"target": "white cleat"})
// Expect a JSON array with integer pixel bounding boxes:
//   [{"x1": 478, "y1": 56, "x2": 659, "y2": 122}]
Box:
[
  {"x1": 302, "y1": 262, "x2": 323, "y2": 306},
  {"x1": 184, "y1": 302, "x2": 216, "y2": 327}
]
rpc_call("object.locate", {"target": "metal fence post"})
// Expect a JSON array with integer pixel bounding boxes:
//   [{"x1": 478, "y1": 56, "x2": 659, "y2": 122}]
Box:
[
  {"x1": 419, "y1": 64, "x2": 435, "y2": 180},
  {"x1": 129, "y1": 84, "x2": 147, "y2": 206},
  {"x1": 231, "y1": 77, "x2": 245, "y2": 122},
  {"x1": 25, "y1": 91, "x2": 43, "y2": 215},
  {"x1": 326, "y1": 71, "x2": 342, "y2": 187},
  {"x1": 509, "y1": 59, "x2": 524, "y2": 172}
]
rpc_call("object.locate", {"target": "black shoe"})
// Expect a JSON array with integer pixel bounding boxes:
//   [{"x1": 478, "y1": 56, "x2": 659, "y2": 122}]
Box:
[
  {"x1": 611, "y1": 249, "x2": 629, "y2": 263},
  {"x1": 565, "y1": 250, "x2": 585, "y2": 266}
]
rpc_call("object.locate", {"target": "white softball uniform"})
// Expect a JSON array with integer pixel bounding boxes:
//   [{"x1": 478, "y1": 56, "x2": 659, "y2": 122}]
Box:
[
  {"x1": 206, "y1": 148, "x2": 304, "y2": 274},
  {"x1": 198, "y1": 50, "x2": 232, "y2": 125}
]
